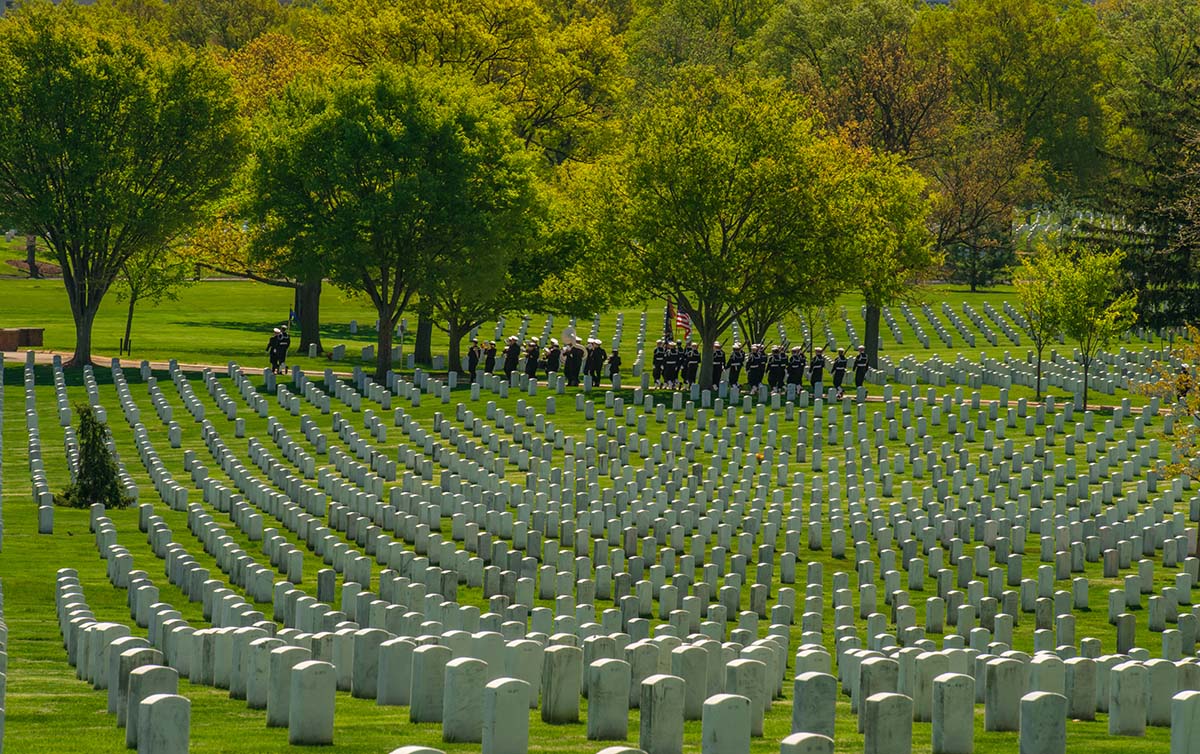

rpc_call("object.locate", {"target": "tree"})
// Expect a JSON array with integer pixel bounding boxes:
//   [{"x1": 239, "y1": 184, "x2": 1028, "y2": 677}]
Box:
[
  {"x1": 915, "y1": 0, "x2": 1109, "y2": 189},
  {"x1": 1140, "y1": 325, "x2": 1200, "y2": 521},
  {"x1": 1092, "y1": 0, "x2": 1200, "y2": 328},
  {"x1": 247, "y1": 65, "x2": 541, "y2": 381},
  {"x1": 1057, "y1": 245, "x2": 1138, "y2": 408},
  {"x1": 57, "y1": 404, "x2": 132, "y2": 509},
  {"x1": 945, "y1": 243, "x2": 1014, "y2": 292},
  {"x1": 167, "y1": 0, "x2": 281, "y2": 49},
  {"x1": 115, "y1": 246, "x2": 194, "y2": 353},
  {"x1": 1012, "y1": 244, "x2": 1066, "y2": 399},
  {"x1": 25, "y1": 235, "x2": 41, "y2": 279},
  {"x1": 0, "y1": 4, "x2": 244, "y2": 367},
  {"x1": 845, "y1": 149, "x2": 939, "y2": 368},
  {"x1": 305, "y1": 0, "x2": 628, "y2": 165},
  {"x1": 586, "y1": 68, "x2": 855, "y2": 388}
]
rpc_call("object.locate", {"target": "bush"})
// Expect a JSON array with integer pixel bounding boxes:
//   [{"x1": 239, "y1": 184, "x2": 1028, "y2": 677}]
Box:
[{"x1": 56, "y1": 403, "x2": 133, "y2": 509}]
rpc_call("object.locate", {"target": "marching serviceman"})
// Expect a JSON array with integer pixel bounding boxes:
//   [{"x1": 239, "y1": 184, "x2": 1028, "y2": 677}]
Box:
[
  {"x1": 809, "y1": 346, "x2": 826, "y2": 396},
  {"x1": 484, "y1": 341, "x2": 497, "y2": 373},
  {"x1": 663, "y1": 341, "x2": 681, "y2": 389},
  {"x1": 727, "y1": 342, "x2": 745, "y2": 387},
  {"x1": 746, "y1": 344, "x2": 767, "y2": 391},
  {"x1": 653, "y1": 339, "x2": 666, "y2": 388},
  {"x1": 683, "y1": 342, "x2": 701, "y2": 387},
  {"x1": 787, "y1": 346, "x2": 806, "y2": 391},
  {"x1": 524, "y1": 339, "x2": 540, "y2": 379},
  {"x1": 767, "y1": 345, "x2": 787, "y2": 393},
  {"x1": 545, "y1": 339, "x2": 561, "y2": 375},
  {"x1": 854, "y1": 345, "x2": 870, "y2": 390},
  {"x1": 467, "y1": 339, "x2": 482, "y2": 381},
  {"x1": 564, "y1": 340, "x2": 583, "y2": 385},
  {"x1": 832, "y1": 347, "x2": 848, "y2": 399},
  {"x1": 503, "y1": 336, "x2": 521, "y2": 378},
  {"x1": 711, "y1": 341, "x2": 726, "y2": 390}
]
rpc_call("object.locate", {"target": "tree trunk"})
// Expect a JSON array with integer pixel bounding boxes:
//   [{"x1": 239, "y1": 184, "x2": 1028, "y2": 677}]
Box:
[
  {"x1": 864, "y1": 304, "x2": 881, "y2": 368},
  {"x1": 375, "y1": 310, "x2": 394, "y2": 382},
  {"x1": 446, "y1": 318, "x2": 464, "y2": 375},
  {"x1": 415, "y1": 307, "x2": 433, "y2": 365},
  {"x1": 1082, "y1": 359, "x2": 1089, "y2": 410},
  {"x1": 1035, "y1": 347, "x2": 1043, "y2": 400},
  {"x1": 68, "y1": 301, "x2": 97, "y2": 368},
  {"x1": 296, "y1": 277, "x2": 323, "y2": 354},
  {"x1": 26, "y1": 235, "x2": 40, "y2": 279},
  {"x1": 123, "y1": 293, "x2": 138, "y2": 354},
  {"x1": 700, "y1": 329, "x2": 717, "y2": 390}
]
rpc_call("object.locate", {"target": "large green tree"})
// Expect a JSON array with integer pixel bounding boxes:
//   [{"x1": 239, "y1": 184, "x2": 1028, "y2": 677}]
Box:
[
  {"x1": 916, "y1": 0, "x2": 1108, "y2": 190},
  {"x1": 1057, "y1": 245, "x2": 1138, "y2": 408},
  {"x1": 844, "y1": 149, "x2": 939, "y2": 367},
  {"x1": 0, "y1": 3, "x2": 244, "y2": 367},
  {"x1": 1012, "y1": 243, "x2": 1066, "y2": 399},
  {"x1": 247, "y1": 65, "x2": 542, "y2": 380},
  {"x1": 586, "y1": 68, "x2": 856, "y2": 388}
]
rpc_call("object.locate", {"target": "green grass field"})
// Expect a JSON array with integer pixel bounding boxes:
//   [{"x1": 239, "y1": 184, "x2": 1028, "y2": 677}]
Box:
[{"x1": 0, "y1": 277, "x2": 1188, "y2": 753}]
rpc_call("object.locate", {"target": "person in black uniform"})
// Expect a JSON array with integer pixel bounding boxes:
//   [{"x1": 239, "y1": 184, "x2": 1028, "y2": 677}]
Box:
[
  {"x1": 809, "y1": 346, "x2": 826, "y2": 395},
  {"x1": 683, "y1": 342, "x2": 701, "y2": 386},
  {"x1": 710, "y1": 341, "x2": 726, "y2": 390},
  {"x1": 727, "y1": 342, "x2": 745, "y2": 387},
  {"x1": 767, "y1": 345, "x2": 787, "y2": 393},
  {"x1": 746, "y1": 344, "x2": 767, "y2": 391},
  {"x1": 592, "y1": 340, "x2": 607, "y2": 381},
  {"x1": 662, "y1": 341, "x2": 680, "y2": 389},
  {"x1": 607, "y1": 349, "x2": 621, "y2": 384},
  {"x1": 267, "y1": 327, "x2": 282, "y2": 374},
  {"x1": 484, "y1": 341, "x2": 497, "y2": 373},
  {"x1": 652, "y1": 339, "x2": 666, "y2": 388},
  {"x1": 564, "y1": 341, "x2": 583, "y2": 385},
  {"x1": 787, "y1": 346, "x2": 806, "y2": 392},
  {"x1": 277, "y1": 325, "x2": 291, "y2": 370},
  {"x1": 524, "y1": 339, "x2": 540, "y2": 379},
  {"x1": 467, "y1": 339, "x2": 482, "y2": 381},
  {"x1": 502, "y1": 336, "x2": 521, "y2": 378},
  {"x1": 854, "y1": 345, "x2": 870, "y2": 390},
  {"x1": 545, "y1": 339, "x2": 561, "y2": 375},
  {"x1": 831, "y1": 347, "x2": 849, "y2": 398}
]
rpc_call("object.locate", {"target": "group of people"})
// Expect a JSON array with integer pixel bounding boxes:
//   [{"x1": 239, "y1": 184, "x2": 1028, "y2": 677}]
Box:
[
  {"x1": 265, "y1": 325, "x2": 291, "y2": 374},
  {"x1": 655, "y1": 340, "x2": 869, "y2": 398},
  {"x1": 467, "y1": 335, "x2": 621, "y2": 386}
]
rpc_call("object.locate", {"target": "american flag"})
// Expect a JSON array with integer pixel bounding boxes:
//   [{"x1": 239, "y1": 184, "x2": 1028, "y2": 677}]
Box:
[{"x1": 675, "y1": 308, "x2": 692, "y2": 340}]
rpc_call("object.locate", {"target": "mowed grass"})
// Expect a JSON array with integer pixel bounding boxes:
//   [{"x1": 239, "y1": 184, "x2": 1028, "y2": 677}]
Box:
[
  {"x1": 0, "y1": 282, "x2": 1186, "y2": 752},
  {"x1": 0, "y1": 277, "x2": 1175, "y2": 393}
]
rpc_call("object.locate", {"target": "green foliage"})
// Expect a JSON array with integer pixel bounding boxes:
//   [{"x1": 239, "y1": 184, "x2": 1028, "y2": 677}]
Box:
[
  {"x1": 1056, "y1": 244, "x2": 1138, "y2": 406},
  {"x1": 1012, "y1": 243, "x2": 1066, "y2": 397},
  {"x1": 56, "y1": 403, "x2": 132, "y2": 509},
  {"x1": 0, "y1": 2, "x2": 244, "y2": 365},
  {"x1": 166, "y1": 0, "x2": 282, "y2": 49},
  {"x1": 945, "y1": 244, "x2": 1014, "y2": 291},
  {"x1": 247, "y1": 64, "x2": 542, "y2": 379},
  {"x1": 916, "y1": 0, "x2": 1108, "y2": 189}
]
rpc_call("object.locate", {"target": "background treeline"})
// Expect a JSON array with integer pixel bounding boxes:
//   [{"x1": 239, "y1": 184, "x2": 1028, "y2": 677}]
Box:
[{"x1": 0, "y1": 0, "x2": 1197, "y2": 385}]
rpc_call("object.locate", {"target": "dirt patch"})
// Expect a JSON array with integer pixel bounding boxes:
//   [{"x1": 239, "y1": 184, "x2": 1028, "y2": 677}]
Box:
[{"x1": 6, "y1": 259, "x2": 62, "y2": 276}]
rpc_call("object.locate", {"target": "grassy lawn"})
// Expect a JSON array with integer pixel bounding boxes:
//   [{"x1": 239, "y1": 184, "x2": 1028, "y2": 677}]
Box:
[{"x1": 0, "y1": 277, "x2": 1188, "y2": 753}]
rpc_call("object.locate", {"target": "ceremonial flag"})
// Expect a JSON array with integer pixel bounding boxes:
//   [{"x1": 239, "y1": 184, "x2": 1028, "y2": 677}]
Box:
[{"x1": 675, "y1": 307, "x2": 692, "y2": 340}]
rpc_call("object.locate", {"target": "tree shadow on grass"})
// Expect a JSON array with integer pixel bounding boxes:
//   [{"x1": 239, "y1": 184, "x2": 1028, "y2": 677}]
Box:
[{"x1": 169, "y1": 319, "x2": 407, "y2": 344}]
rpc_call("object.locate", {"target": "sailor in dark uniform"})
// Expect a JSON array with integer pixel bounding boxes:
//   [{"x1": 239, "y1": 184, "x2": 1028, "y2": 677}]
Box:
[
  {"x1": 564, "y1": 341, "x2": 583, "y2": 385},
  {"x1": 787, "y1": 346, "x2": 806, "y2": 391},
  {"x1": 652, "y1": 339, "x2": 666, "y2": 388},
  {"x1": 710, "y1": 341, "x2": 726, "y2": 390},
  {"x1": 854, "y1": 345, "x2": 870, "y2": 389},
  {"x1": 502, "y1": 336, "x2": 521, "y2": 378},
  {"x1": 767, "y1": 345, "x2": 787, "y2": 393},
  {"x1": 589, "y1": 339, "x2": 607, "y2": 382},
  {"x1": 809, "y1": 346, "x2": 826, "y2": 395},
  {"x1": 662, "y1": 341, "x2": 681, "y2": 388},
  {"x1": 545, "y1": 339, "x2": 561, "y2": 375},
  {"x1": 524, "y1": 339, "x2": 540, "y2": 379},
  {"x1": 607, "y1": 349, "x2": 621, "y2": 384},
  {"x1": 746, "y1": 344, "x2": 766, "y2": 390},
  {"x1": 832, "y1": 347, "x2": 849, "y2": 398},
  {"x1": 727, "y1": 342, "x2": 745, "y2": 387},
  {"x1": 683, "y1": 342, "x2": 701, "y2": 386},
  {"x1": 484, "y1": 341, "x2": 497, "y2": 373},
  {"x1": 467, "y1": 339, "x2": 481, "y2": 381}
]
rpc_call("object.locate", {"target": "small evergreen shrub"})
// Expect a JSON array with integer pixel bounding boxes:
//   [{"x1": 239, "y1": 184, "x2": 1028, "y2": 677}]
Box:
[{"x1": 56, "y1": 403, "x2": 133, "y2": 509}]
